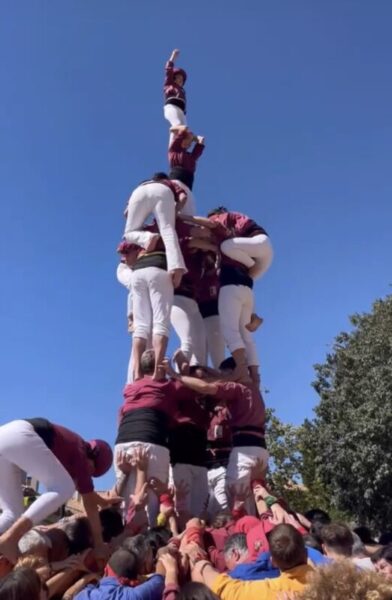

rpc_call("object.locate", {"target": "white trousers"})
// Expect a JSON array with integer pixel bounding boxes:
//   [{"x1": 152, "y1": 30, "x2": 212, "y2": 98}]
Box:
[
  {"x1": 221, "y1": 235, "x2": 273, "y2": 279},
  {"x1": 204, "y1": 315, "x2": 226, "y2": 369},
  {"x1": 171, "y1": 464, "x2": 208, "y2": 518},
  {"x1": 131, "y1": 267, "x2": 173, "y2": 339},
  {"x1": 114, "y1": 442, "x2": 170, "y2": 526},
  {"x1": 171, "y1": 295, "x2": 207, "y2": 365},
  {"x1": 0, "y1": 421, "x2": 75, "y2": 533},
  {"x1": 226, "y1": 446, "x2": 269, "y2": 513},
  {"x1": 164, "y1": 104, "x2": 187, "y2": 128},
  {"x1": 218, "y1": 285, "x2": 259, "y2": 366},
  {"x1": 124, "y1": 182, "x2": 186, "y2": 272},
  {"x1": 171, "y1": 180, "x2": 196, "y2": 216},
  {"x1": 207, "y1": 466, "x2": 228, "y2": 518}
]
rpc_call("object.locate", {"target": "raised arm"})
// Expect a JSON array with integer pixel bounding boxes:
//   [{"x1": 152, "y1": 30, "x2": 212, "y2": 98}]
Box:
[
  {"x1": 191, "y1": 137, "x2": 205, "y2": 160},
  {"x1": 165, "y1": 49, "x2": 180, "y2": 85}
]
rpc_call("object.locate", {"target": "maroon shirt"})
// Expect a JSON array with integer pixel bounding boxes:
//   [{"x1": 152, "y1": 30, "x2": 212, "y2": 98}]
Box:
[
  {"x1": 197, "y1": 269, "x2": 220, "y2": 304},
  {"x1": 175, "y1": 220, "x2": 204, "y2": 299},
  {"x1": 209, "y1": 211, "x2": 267, "y2": 241},
  {"x1": 50, "y1": 424, "x2": 94, "y2": 494},
  {"x1": 168, "y1": 131, "x2": 205, "y2": 175},
  {"x1": 214, "y1": 382, "x2": 266, "y2": 432},
  {"x1": 119, "y1": 377, "x2": 190, "y2": 421},
  {"x1": 164, "y1": 60, "x2": 186, "y2": 111}
]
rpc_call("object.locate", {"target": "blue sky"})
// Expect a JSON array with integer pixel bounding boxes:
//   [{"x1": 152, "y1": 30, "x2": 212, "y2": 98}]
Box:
[{"x1": 1, "y1": 1, "x2": 391, "y2": 488}]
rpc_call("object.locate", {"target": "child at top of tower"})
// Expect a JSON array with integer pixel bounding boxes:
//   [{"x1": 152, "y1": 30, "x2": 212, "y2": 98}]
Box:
[{"x1": 164, "y1": 48, "x2": 187, "y2": 127}]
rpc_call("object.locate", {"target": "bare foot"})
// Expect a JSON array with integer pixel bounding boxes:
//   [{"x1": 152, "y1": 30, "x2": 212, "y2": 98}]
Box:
[
  {"x1": 145, "y1": 233, "x2": 160, "y2": 253},
  {"x1": 173, "y1": 349, "x2": 190, "y2": 375},
  {"x1": 246, "y1": 313, "x2": 264, "y2": 332},
  {"x1": 233, "y1": 364, "x2": 252, "y2": 383},
  {"x1": 152, "y1": 365, "x2": 166, "y2": 381}
]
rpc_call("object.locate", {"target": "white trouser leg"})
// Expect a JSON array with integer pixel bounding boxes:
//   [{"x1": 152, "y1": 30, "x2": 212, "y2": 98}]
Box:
[
  {"x1": 171, "y1": 296, "x2": 206, "y2": 365},
  {"x1": 219, "y1": 285, "x2": 259, "y2": 366},
  {"x1": 220, "y1": 235, "x2": 273, "y2": 279},
  {"x1": 131, "y1": 270, "x2": 153, "y2": 340},
  {"x1": 226, "y1": 446, "x2": 269, "y2": 513},
  {"x1": 114, "y1": 442, "x2": 170, "y2": 525},
  {"x1": 164, "y1": 104, "x2": 187, "y2": 127},
  {"x1": 207, "y1": 466, "x2": 228, "y2": 518},
  {"x1": 172, "y1": 464, "x2": 208, "y2": 518},
  {"x1": 0, "y1": 421, "x2": 75, "y2": 532},
  {"x1": 124, "y1": 183, "x2": 186, "y2": 272},
  {"x1": 204, "y1": 315, "x2": 226, "y2": 369},
  {"x1": 172, "y1": 180, "x2": 195, "y2": 216},
  {"x1": 148, "y1": 268, "x2": 174, "y2": 337}
]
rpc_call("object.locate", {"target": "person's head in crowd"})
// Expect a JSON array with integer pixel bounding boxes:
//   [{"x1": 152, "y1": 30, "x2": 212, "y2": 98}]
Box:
[
  {"x1": 371, "y1": 545, "x2": 392, "y2": 581},
  {"x1": 352, "y1": 532, "x2": 370, "y2": 558},
  {"x1": 145, "y1": 527, "x2": 172, "y2": 559},
  {"x1": 63, "y1": 516, "x2": 93, "y2": 554},
  {"x1": 189, "y1": 365, "x2": 209, "y2": 379},
  {"x1": 299, "y1": 559, "x2": 392, "y2": 600},
  {"x1": 320, "y1": 522, "x2": 354, "y2": 559},
  {"x1": 122, "y1": 534, "x2": 154, "y2": 574},
  {"x1": 105, "y1": 549, "x2": 139, "y2": 584},
  {"x1": 207, "y1": 207, "x2": 228, "y2": 218},
  {"x1": 18, "y1": 529, "x2": 51, "y2": 559},
  {"x1": 379, "y1": 532, "x2": 392, "y2": 546},
  {"x1": 223, "y1": 533, "x2": 249, "y2": 570},
  {"x1": 140, "y1": 350, "x2": 155, "y2": 376},
  {"x1": 45, "y1": 527, "x2": 70, "y2": 562},
  {"x1": 99, "y1": 507, "x2": 124, "y2": 543},
  {"x1": 304, "y1": 508, "x2": 331, "y2": 524},
  {"x1": 354, "y1": 526, "x2": 377, "y2": 545},
  {"x1": 211, "y1": 511, "x2": 232, "y2": 530},
  {"x1": 177, "y1": 581, "x2": 220, "y2": 600},
  {"x1": 268, "y1": 524, "x2": 307, "y2": 571},
  {"x1": 0, "y1": 567, "x2": 48, "y2": 600}
]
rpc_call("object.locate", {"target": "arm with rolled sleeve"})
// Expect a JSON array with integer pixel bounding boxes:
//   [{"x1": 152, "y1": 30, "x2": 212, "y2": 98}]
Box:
[{"x1": 165, "y1": 60, "x2": 175, "y2": 86}]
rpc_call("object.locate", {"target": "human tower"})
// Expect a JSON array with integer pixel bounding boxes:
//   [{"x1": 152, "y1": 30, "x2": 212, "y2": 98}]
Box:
[{"x1": 0, "y1": 50, "x2": 274, "y2": 564}]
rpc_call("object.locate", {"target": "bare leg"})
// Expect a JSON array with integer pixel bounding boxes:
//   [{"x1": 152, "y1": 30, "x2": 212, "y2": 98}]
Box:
[
  {"x1": 232, "y1": 348, "x2": 252, "y2": 383},
  {"x1": 152, "y1": 334, "x2": 168, "y2": 380},
  {"x1": 132, "y1": 337, "x2": 147, "y2": 381},
  {"x1": 246, "y1": 313, "x2": 264, "y2": 332}
]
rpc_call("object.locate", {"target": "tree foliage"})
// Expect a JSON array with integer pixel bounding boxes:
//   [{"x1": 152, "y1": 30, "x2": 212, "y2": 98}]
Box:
[{"x1": 302, "y1": 294, "x2": 392, "y2": 529}]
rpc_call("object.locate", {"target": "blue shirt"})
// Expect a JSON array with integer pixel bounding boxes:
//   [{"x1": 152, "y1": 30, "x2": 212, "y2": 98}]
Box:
[
  {"x1": 229, "y1": 547, "x2": 329, "y2": 581},
  {"x1": 75, "y1": 575, "x2": 165, "y2": 600}
]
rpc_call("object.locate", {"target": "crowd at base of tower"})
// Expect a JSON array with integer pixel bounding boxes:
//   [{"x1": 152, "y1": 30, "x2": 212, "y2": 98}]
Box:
[{"x1": 1, "y1": 50, "x2": 391, "y2": 598}]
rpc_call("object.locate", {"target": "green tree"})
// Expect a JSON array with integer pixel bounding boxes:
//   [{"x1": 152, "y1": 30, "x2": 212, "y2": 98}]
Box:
[{"x1": 302, "y1": 294, "x2": 392, "y2": 530}]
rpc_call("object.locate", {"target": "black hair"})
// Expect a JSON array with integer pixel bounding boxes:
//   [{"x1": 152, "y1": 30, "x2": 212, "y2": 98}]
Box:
[
  {"x1": 121, "y1": 535, "x2": 152, "y2": 573},
  {"x1": 353, "y1": 526, "x2": 376, "y2": 545},
  {"x1": 211, "y1": 511, "x2": 233, "y2": 529},
  {"x1": 152, "y1": 172, "x2": 169, "y2": 181},
  {"x1": 207, "y1": 207, "x2": 228, "y2": 218},
  {"x1": 0, "y1": 567, "x2": 43, "y2": 600},
  {"x1": 219, "y1": 357, "x2": 236, "y2": 371},
  {"x1": 303, "y1": 534, "x2": 323, "y2": 553},
  {"x1": 63, "y1": 517, "x2": 93, "y2": 554},
  {"x1": 108, "y1": 549, "x2": 138, "y2": 580},
  {"x1": 99, "y1": 507, "x2": 124, "y2": 542},
  {"x1": 379, "y1": 532, "x2": 392, "y2": 545},
  {"x1": 177, "y1": 582, "x2": 220, "y2": 600},
  {"x1": 144, "y1": 527, "x2": 171, "y2": 558},
  {"x1": 304, "y1": 509, "x2": 331, "y2": 524}
]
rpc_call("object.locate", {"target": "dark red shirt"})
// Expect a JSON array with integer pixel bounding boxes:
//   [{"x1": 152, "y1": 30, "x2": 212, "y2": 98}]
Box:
[
  {"x1": 164, "y1": 60, "x2": 186, "y2": 111},
  {"x1": 175, "y1": 220, "x2": 204, "y2": 299},
  {"x1": 209, "y1": 211, "x2": 267, "y2": 240},
  {"x1": 197, "y1": 269, "x2": 220, "y2": 304},
  {"x1": 168, "y1": 131, "x2": 205, "y2": 175},
  {"x1": 120, "y1": 377, "x2": 189, "y2": 421},
  {"x1": 214, "y1": 382, "x2": 266, "y2": 432},
  {"x1": 50, "y1": 424, "x2": 94, "y2": 495}
]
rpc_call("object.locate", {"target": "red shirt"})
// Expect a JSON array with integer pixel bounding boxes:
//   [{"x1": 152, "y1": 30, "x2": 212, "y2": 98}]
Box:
[
  {"x1": 168, "y1": 131, "x2": 205, "y2": 175},
  {"x1": 197, "y1": 269, "x2": 220, "y2": 304},
  {"x1": 50, "y1": 424, "x2": 94, "y2": 494},
  {"x1": 119, "y1": 377, "x2": 189, "y2": 421},
  {"x1": 214, "y1": 382, "x2": 266, "y2": 432},
  {"x1": 209, "y1": 211, "x2": 267, "y2": 241},
  {"x1": 164, "y1": 60, "x2": 186, "y2": 110},
  {"x1": 175, "y1": 220, "x2": 204, "y2": 298}
]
